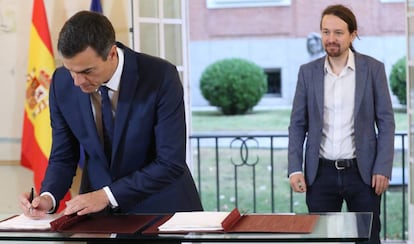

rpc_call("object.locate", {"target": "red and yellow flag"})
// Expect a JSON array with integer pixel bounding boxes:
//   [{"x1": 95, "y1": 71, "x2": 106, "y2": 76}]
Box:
[{"x1": 21, "y1": 0, "x2": 70, "y2": 213}]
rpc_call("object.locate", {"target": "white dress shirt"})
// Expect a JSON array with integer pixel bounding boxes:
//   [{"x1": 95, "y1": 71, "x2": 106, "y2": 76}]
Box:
[
  {"x1": 99, "y1": 47, "x2": 124, "y2": 208},
  {"x1": 320, "y1": 50, "x2": 356, "y2": 160}
]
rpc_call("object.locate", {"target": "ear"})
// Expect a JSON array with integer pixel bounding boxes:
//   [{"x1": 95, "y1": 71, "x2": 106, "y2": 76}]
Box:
[
  {"x1": 350, "y1": 30, "x2": 357, "y2": 42},
  {"x1": 108, "y1": 45, "x2": 117, "y2": 60}
]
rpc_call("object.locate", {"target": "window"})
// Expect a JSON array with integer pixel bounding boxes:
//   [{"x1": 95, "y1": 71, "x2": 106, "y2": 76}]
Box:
[
  {"x1": 206, "y1": 0, "x2": 291, "y2": 9},
  {"x1": 264, "y1": 68, "x2": 281, "y2": 97}
]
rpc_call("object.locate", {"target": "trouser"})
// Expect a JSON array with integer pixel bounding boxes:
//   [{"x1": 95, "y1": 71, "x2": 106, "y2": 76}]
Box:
[{"x1": 306, "y1": 159, "x2": 381, "y2": 244}]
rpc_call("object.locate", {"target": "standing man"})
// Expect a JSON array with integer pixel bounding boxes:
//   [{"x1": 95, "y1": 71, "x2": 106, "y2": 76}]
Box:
[
  {"x1": 20, "y1": 10, "x2": 202, "y2": 216},
  {"x1": 288, "y1": 4, "x2": 395, "y2": 244}
]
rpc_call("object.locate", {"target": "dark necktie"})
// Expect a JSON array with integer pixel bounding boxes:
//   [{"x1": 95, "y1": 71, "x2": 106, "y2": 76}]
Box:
[{"x1": 99, "y1": 85, "x2": 114, "y2": 161}]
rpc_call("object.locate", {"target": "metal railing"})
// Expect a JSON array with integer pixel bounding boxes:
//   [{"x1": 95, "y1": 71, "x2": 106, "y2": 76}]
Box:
[{"x1": 189, "y1": 132, "x2": 408, "y2": 241}]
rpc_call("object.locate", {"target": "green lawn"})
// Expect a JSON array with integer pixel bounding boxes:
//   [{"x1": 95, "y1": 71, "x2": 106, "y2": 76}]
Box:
[{"x1": 191, "y1": 108, "x2": 407, "y2": 132}]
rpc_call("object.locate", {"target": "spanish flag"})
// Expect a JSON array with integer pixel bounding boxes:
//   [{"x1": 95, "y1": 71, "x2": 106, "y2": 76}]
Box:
[{"x1": 20, "y1": 0, "x2": 70, "y2": 213}]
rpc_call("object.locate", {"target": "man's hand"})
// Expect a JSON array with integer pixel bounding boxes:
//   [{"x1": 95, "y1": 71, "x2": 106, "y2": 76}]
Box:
[
  {"x1": 19, "y1": 192, "x2": 53, "y2": 219},
  {"x1": 64, "y1": 189, "x2": 109, "y2": 216},
  {"x1": 289, "y1": 173, "x2": 307, "y2": 193},
  {"x1": 372, "y1": 174, "x2": 390, "y2": 195}
]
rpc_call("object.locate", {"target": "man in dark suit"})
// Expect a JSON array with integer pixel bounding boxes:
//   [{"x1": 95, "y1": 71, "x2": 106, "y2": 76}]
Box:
[
  {"x1": 20, "y1": 10, "x2": 202, "y2": 216},
  {"x1": 288, "y1": 4, "x2": 395, "y2": 244}
]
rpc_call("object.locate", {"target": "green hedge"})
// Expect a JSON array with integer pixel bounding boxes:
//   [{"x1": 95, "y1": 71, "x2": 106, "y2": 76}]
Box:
[
  {"x1": 389, "y1": 56, "x2": 406, "y2": 105},
  {"x1": 200, "y1": 58, "x2": 267, "y2": 115}
]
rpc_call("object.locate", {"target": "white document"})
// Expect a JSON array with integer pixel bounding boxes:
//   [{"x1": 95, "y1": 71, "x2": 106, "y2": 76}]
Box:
[
  {"x1": 0, "y1": 214, "x2": 58, "y2": 230},
  {"x1": 158, "y1": 211, "x2": 231, "y2": 232}
]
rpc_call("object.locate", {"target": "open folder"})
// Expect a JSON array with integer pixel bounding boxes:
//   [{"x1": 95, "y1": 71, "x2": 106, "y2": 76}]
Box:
[
  {"x1": 145, "y1": 208, "x2": 320, "y2": 234},
  {"x1": 0, "y1": 213, "x2": 157, "y2": 234}
]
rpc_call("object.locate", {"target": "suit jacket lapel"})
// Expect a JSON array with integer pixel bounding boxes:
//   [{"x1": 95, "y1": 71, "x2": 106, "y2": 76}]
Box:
[
  {"x1": 313, "y1": 59, "x2": 325, "y2": 119},
  {"x1": 354, "y1": 53, "x2": 367, "y2": 116},
  {"x1": 111, "y1": 46, "x2": 139, "y2": 162}
]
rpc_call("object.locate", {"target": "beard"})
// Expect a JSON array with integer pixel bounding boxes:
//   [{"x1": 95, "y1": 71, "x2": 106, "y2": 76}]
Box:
[{"x1": 324, "y1": 43, "x2": 341, "y2": 57}]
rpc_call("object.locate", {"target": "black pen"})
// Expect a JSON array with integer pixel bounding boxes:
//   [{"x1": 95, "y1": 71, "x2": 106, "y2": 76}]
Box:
[{"x1": 29, "y1": 187, "x2": 34, "y2": 214}]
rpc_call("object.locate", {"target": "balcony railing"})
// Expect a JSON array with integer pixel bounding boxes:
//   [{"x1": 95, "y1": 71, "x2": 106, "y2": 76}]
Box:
[{"x1": 189, "y1": 132, "x2": 408, "y2": 241}]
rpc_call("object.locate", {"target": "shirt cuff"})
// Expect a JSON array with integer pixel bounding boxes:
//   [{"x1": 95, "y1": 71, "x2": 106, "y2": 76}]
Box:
[
  {"x1": 103, "y1": 186, "x2": 119, "y2": 208},
  {"x1": 289, "y1": 171, "x2": 303, "y2": 178},
  {"x1": 40, "y1": 192, "x2": 56, "y2": 213}
]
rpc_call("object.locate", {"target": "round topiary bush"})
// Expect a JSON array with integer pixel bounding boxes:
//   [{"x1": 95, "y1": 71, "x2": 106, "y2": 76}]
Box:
[
  {"x1": 389, "y1": 56, "x2": 406, "y2": 105},
  {"x1": 200, "y1": 58, "x2": 267, "y2": 115}
]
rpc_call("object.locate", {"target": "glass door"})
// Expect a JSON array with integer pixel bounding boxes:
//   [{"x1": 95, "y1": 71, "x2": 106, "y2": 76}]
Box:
[{"x1": 131, "y1": 0, "x2": 192, "y2": 165}]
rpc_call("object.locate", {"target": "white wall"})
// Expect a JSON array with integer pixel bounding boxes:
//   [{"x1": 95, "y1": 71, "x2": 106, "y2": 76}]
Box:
[{"x1": 0, "y1": 165, "x2": 32, "y2": 213}]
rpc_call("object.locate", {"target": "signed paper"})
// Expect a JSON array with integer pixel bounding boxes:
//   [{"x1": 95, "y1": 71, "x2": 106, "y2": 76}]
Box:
[{"x1": 0, "y1": 214, "x2": 58, "y2": 230}]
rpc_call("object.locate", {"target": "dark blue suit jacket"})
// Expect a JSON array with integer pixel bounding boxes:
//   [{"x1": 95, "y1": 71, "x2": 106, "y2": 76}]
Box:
[
  {"x1": 288, "y1": 52, "x2": 395, "y2": 186},
  {"x1": 41, "y1": 43, "x2": 202, "y2": 213}
]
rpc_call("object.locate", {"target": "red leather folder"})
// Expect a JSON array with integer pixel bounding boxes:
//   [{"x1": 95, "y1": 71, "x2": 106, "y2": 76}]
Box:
[
  {"x1": 225, "y1": 213, "x2": 320, "y2": 233},
  {"x1": 50, "y1": 214, "x2": 157, "y2": 234},
  {"x1": 143, "y1": 208, "x2": 320, "y2": 234}
]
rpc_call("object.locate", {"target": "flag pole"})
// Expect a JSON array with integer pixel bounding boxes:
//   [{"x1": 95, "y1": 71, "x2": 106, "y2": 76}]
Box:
[{"x1": 129, "y1": 0, "x2": 135, "y2": 50}]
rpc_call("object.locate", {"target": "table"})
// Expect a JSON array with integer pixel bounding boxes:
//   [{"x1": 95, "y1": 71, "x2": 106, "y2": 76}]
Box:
[{"x1": 0, "y1": 212, "x2": 372, "y2": 243}]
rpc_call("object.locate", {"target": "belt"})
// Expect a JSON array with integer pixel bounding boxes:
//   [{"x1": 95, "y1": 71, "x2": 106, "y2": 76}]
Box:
[{"x1": 319, "y1": 158, "x2": 356, "y2": 170}]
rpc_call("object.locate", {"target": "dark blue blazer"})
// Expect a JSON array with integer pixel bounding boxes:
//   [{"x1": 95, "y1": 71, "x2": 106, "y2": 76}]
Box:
[
  {"x1": 41, "y1": 43, "x2": 202, "y2": 213},
  {"x1": 288, "y1": 53, "x2": 395, "y2": 186}
]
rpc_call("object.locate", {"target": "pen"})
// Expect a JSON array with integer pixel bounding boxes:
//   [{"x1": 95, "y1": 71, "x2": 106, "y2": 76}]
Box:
[{"x1": 29, "y1": 187, "x2": 34, "y2": 214}]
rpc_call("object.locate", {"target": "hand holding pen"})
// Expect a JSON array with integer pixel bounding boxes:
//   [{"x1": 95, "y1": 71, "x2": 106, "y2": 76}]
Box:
[
  {"x1": 19, "y1": 187, "x2": 51, "y2": 218},
  {"x1": 18, "y1": 187, "x2": 36, "y2": 217},
  {"x1": 19, "y1": 186, "x2": 57, "y2": 218}
]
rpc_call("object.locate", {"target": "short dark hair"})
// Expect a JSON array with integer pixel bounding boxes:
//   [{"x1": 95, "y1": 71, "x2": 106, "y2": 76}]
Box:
[
  {"x1": 320, "y1": 4, "x2": 358, "y2": 52},
  {"x1": 57, "y1": 10, "x2": 115, "y2": 59}
]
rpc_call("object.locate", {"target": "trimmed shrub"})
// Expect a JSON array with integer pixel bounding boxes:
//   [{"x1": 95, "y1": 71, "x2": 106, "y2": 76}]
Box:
[
  {"x1": 389, "y1": 56, "x2": 406, "y2": 105},
  {"x1": 200, "y1": 58, "x2": 267, "y2": 115}
]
